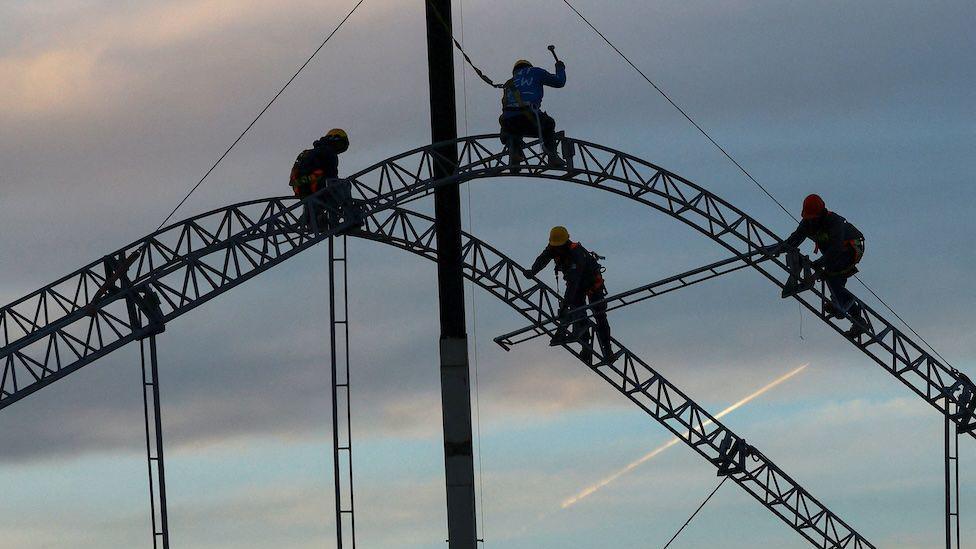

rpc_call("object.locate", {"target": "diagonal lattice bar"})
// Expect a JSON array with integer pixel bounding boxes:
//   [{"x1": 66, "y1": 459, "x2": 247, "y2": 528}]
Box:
[{"x1": 494, "y1": 250, "x2": 770, "y2": 349}]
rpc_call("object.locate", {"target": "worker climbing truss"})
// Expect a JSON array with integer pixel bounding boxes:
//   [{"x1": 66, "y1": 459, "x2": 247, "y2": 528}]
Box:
[{"x1": 0, "y1": 134, "x2": 965, "y2": 546}]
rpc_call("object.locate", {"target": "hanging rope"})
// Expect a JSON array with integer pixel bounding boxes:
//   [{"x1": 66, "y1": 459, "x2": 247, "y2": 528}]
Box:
[
  {"x1": 558, "y1": 0, "x2": 953, "y2": 368},
  {"x1": 425, "y1": 0, "x2": 504, "y2": 89},
  {"x1": 662, "y1": 476, "x2": 728, "y2": 548},
  {"x1": 154, "y1": 0, "x2": 366, "y2": 232}
]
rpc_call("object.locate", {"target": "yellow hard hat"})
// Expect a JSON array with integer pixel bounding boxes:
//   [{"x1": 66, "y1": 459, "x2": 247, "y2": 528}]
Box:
[
  {"x1": 513, "y1": 59, "x2": 532, "y2": 73},
  {"x1": 549, "y1": 226, "x2": 569, "y2": 246},
  {"x1": 324, "y1": 128, "x2": 349, "y2": 152}
]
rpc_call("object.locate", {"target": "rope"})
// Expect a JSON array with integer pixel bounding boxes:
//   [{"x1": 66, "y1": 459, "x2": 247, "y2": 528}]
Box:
[
  {"x1": 559, "y1": 0, "x2": 954, "y2": 369},
  {"x1": 153, "y1": 0, "x2": 366, "y2": 232},
  {"x1": 662, "y1": 476, "x2": 728, "y2": 548},
  {"x1": 425, "y1": 0, "x2": 504, "y2": 89}
]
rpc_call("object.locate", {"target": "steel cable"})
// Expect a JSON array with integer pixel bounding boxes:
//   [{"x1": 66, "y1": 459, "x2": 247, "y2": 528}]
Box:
[
  {"x1": 154, "y1": 0, "x2": 366, "y2": 232},
  {"x1": 662, "y1": 476, "x2": 728, "y2": 548},
  {"x1": 558, "y1": 0, "x2": 954, "y2": 368}
]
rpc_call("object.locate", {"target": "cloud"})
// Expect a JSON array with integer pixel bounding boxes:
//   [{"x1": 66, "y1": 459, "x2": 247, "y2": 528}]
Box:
[{"x1": 1, "y1": 1, "x2": 974, "y2": 546}]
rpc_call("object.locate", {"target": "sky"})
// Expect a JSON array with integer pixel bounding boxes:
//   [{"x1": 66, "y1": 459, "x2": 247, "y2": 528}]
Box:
[{"x1": 1, "y1": 0, "x2": 974, "y2": 547}]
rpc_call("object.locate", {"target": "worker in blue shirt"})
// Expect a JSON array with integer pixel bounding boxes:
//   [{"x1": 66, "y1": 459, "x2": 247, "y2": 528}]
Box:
[{"x1": 499, "y1": 58, "x2": 567, "y2": 166}]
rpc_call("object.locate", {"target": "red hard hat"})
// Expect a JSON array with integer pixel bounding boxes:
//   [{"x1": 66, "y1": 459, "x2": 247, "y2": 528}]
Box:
[{"x1": 801, "y1": 194, "x2": 826, "y2": 219}]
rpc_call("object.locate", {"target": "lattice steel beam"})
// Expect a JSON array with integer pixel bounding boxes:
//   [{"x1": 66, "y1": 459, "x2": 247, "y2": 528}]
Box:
[
  {"x1": 1, "y1": 134, "x2": 970, "y2": 435},
  {"x1": 0, "y1": 186, "x2": 874, "y2": 544},
  {"x1": 351, "y1": 206, "x2": 873, "y2": 549},
  {"x1": 494, "y1": 250, "x2": 769, "y2": 349}
]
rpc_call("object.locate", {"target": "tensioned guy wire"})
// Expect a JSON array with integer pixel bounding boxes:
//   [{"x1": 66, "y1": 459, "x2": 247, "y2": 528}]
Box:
[
  {"x1": 662, "y1": 476, "x2": 728, "y2": 548},
  {"x1": 559, "y1": 0, "x2": 953, "y2": 367},
  {"x1": 154, "y1": 0, "x2": 366, "y2": 232},
  {"x1": 457, "y1": 0, "x2": 489, "y2": 541}
]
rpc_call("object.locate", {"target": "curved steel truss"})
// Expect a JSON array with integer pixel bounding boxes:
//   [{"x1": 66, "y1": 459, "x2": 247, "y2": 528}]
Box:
[
  {"x1": 0, "y1": 133, "x2": 962, "y2": 546},
  {"x1": 2, "y1": 134, "x2": 969, "y2": 435}
]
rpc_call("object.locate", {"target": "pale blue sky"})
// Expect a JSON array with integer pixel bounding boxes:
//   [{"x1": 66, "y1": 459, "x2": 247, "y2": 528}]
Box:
[{"x1": 1, "y1": 0, "x2": 974, "y2": 547}]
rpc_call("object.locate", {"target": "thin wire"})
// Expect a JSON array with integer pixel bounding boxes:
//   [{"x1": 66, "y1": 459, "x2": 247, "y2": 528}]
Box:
[
  {"x1": 853, "y1": 273, "x2": 953, "y2": 367},
  {"x1": 559, "y1": 0, "x2": 953, "y2": 368},
  {"x1": 558, "y1": 0, "x2": 795, "y2": 223},
  {"x1": 153, "y1": 0, "x2": 366, "y2": 232},
  {"x1": 457, "y1": 0, "x2": 488, "y2": 541},
  {"x1": 662, "y1": 476, "x2": 728, "y2": 548},
  {"x1": 425, "y1": 0, "x2": 503, "y2": 89}
]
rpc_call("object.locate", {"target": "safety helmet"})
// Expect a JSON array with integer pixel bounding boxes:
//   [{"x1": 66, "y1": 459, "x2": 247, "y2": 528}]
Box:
[
  {"x1": 549, "y1": 226, "x2": 570, "y2": 247},
  {"x1": 513, "y1": 59, "x2": 532, "y2": 73},
  {"x1": 801, "y1": 194, "x2": 826, "y2": 219},
  {"x1": 322, "y1": 128, "x2": 349, "y2": 153}
]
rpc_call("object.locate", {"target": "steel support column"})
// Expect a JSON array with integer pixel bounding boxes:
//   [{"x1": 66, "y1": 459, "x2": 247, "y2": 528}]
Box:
[
  {"x1": 424, "y1": 1, "x2": 478, "y2": 547},
  {"x1": 140, "y1": 335, "x2": 170, "y2": 549},
  {"x1": 946, "y1": 408, "x2": 961, "y2": 549},
  {"x1": 328, "y1": 236, "x2": 357, "y2": 547}
]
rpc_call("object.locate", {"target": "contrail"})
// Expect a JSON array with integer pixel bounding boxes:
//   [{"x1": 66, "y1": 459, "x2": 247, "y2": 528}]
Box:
[{"x1": 560, "y1": 363, "x2": 809, "y2": 510}]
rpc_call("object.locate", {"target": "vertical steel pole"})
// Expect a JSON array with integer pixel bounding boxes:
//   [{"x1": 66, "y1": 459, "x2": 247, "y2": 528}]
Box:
[
  {"x1": 424, "y1": 1, "x2": 478, "y2": 547},
  {"x1": 141, "y1": 335, "x2": 170, "y2": 549}
]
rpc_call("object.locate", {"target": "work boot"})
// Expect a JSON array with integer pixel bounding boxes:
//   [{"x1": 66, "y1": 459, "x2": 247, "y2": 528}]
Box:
[
  {"x1": 549, "y1": 331, "x2": 582, "y2": 346},
  {"x1": 844, "y1": 323, "x2": 866, "y2": 339},
  {"x1": 599, "y1": 345, "x2": 618, "y2": 366},
  {"x1": 823, "y1": 302, "x2": 844, "y2": 319},
  {"x1": 545, "y1": 152, "x2": 566, "y2": 168},
  {"x1": 510, "y1": 148, "x2": 525, "y2": 166},
  {"x1": 579, "y1": 345, "x2": 594, "y2": 364}
]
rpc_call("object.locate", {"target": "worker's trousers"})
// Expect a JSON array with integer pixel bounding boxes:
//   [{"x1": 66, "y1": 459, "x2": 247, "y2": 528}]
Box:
[
  {"x1": 499, "y1": 110, "x2": 558, "y2": 154},
  {"x1": 564, "y1": 283, "x2": 613, "y2": 358},
  {"x1": 822, "y1": 246, "x2": 864, "y2": 319}
]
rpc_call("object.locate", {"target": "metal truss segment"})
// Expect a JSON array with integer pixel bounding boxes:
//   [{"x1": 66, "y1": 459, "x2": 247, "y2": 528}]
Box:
[{"x1": 0, "y1": 134, "x2": 953, "y2": 545}]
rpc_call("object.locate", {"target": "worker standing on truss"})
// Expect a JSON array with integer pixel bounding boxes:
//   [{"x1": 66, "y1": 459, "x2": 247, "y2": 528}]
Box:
[
  {"x1": 499, "y1": 54, "x2": 567, "y2": 167},
  {"x1": 289, "y1": 129, "x2": 362, "y2": 230},
  {"x1": 777, "y1": 194, "x2": 867, "y2": 337},
  {"x1": 523, "y1": 226, "x2": 615, "y2": 363}
]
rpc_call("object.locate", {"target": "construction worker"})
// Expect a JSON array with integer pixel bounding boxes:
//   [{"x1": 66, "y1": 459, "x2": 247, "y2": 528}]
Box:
[
  {"x1": 523, "y1": 226, "x2": 614, "y2": 363},
  {"x1": 776, "y1": 194, "x2": 867, "y2": 336},
  {"x1": 290, "y1": 129, "x2": 361, "y2": 229},
  {"x1": 499, "y1": 58, "x2": 566, "y2": 166}
]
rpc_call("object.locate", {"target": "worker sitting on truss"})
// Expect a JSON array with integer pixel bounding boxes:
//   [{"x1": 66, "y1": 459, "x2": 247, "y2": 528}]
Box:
[
  {"x1": 775, "y1": 194, "x2": 867, "y2": 337},
  {"x1": 523, "y1": 226, "x2": 614, "y2": 363},
  {"x1": 289, "y1": 128, "x2": 363, "y2": 231},
  {"x1": 499, "y1": 57, "x2": 567, "y2": 167}
]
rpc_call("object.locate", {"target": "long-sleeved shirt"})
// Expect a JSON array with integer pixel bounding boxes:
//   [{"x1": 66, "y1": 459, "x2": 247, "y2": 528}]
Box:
[
  {"x1": 783, "y1": 211, "x2": 863, "y2": 261},
  {"x1": 526, "y1": 241, "x2": 601, "y2": 302},
  {"x1": 501, "y1": 63, "x2": 566, "y2": 115}
]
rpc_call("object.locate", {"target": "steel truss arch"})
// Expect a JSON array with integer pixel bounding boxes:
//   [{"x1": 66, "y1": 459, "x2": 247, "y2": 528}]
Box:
[
  {"x1": 2, "y1": 134, "x2": 969, "y2": 436},
  {"x1": 0, "y1": 194, "x2": 874, "y2": 546}
]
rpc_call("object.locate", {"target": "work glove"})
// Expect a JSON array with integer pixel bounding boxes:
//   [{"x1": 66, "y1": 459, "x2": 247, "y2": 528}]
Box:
[
  {"x1": 522, "y1": 268, "x2": 535, "y2": 279},
  {"x1": 555, "y1": 60, "x2": 566, "y2": 70}
]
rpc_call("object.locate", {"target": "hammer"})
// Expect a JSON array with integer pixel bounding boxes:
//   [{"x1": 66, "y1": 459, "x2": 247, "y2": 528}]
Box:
[{"x1": 547, "y1": 45, "x2": 561, "y2": 64}]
